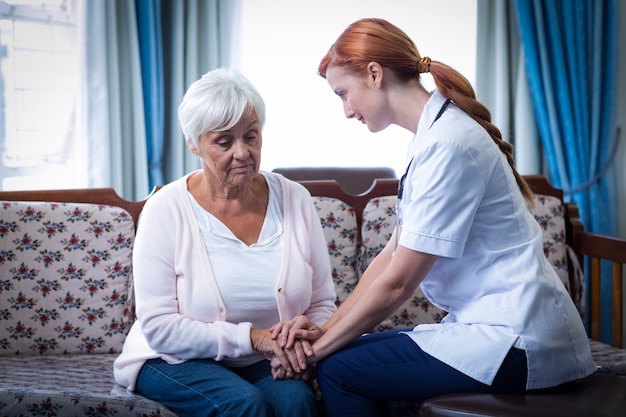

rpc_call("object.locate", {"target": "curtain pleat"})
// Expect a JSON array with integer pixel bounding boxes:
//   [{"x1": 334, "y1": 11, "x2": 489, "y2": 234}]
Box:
[{"x1": 135, "y1": 0, "x2": 164, "y2": 190}]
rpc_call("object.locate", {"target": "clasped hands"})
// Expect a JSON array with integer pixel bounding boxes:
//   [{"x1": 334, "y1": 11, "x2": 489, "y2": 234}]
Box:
[{"x1": 250, "y1": 315, "x2": 322, "y2": 381}]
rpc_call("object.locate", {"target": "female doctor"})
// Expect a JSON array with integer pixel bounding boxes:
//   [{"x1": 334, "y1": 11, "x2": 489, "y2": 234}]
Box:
[{"x1": 271, "y1": 17, "x2": 596, "y2": 417}]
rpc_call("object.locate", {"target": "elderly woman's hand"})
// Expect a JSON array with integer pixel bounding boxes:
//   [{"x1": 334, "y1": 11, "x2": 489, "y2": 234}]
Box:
[
  {"x1": 269, "y1": 345, "x2": 316, "y2": 381},
  {"x1": 250, "y1": 328, "x2": 309, "y2": 376}
]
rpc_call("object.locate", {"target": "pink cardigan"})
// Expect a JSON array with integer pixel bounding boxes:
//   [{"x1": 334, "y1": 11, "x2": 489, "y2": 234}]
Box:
[{"x1": 114, "y1": 171, "x2": 336, "y2": 390}]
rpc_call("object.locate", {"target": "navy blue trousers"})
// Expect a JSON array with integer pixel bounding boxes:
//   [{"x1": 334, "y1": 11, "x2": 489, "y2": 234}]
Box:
[{"x1": 316, "y1": 329, "x2": 528, "y2": 417}]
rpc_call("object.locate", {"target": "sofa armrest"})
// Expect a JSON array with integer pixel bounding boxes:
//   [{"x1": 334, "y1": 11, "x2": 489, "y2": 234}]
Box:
[
  {"x1": 0, "y1": 187, "x2": 157, "y2": 227},
  {"x1": 573, "y1": 230, "x2": 626, "y2": 348}
]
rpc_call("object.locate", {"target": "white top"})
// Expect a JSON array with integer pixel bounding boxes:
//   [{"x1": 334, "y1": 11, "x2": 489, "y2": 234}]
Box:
[
  {"x1": 189, "y1": 175, "x2": 283, "y2": 340},
  {"x1": 399, "y1": 91, "x2": 596, "y2": 390},
  {"x1": 113, "y1": 171, "x2": 337, "y2": 391}
]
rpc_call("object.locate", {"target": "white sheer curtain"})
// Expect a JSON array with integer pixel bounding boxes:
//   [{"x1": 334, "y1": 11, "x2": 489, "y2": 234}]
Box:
[
  {"x1": 77, "y1": 0, "x2": 241, "y2": 200},
  {"x1": 78, "y1": 0, "x2": 148, "y2": 200},
  {"x1": 475, "y1": 0, "x2": 542, "y2": 176},
  {"x1": 77, "y1": 0, "x2": 148, "y2": 200},
  {"x1": 161, "y1": 0, "x2": 242, "y2": 185}
]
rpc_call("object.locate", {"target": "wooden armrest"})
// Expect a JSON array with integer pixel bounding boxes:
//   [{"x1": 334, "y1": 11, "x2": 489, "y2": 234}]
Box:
[
  {"x1": 0, "y1": 187, "x2": 158, "y2": 227},
  {"x1": 574, "y1": 230, "x2": 626, "y2": 348}
]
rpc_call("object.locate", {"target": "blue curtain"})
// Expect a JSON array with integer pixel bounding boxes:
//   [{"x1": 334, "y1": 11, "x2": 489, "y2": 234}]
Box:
[
  {"x1": 135, "y1": 0, "x2": 164, "y2": 190},
  {"x1": 516, "y1": 0, "x2": 620, "y2": 342}
]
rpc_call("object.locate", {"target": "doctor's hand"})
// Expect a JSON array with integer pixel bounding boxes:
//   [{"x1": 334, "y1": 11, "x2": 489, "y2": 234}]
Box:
[{"x1": 270, "y1": 315, "x2": 324, "y2": 354}]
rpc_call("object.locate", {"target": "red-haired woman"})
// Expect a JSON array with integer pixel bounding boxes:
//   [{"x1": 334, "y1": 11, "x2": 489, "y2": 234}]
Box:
[{"x1": 271, "y1": 18, "x2": 595, "y2": 417}]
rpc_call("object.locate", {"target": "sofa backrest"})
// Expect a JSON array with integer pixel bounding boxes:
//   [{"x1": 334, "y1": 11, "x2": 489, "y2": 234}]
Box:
[
  {"x1": 0, "y1": 201, "x2": 136, "y2": 356},
  {"x1": 0, "y1": 188, "x2": 150, "y2": 356}
]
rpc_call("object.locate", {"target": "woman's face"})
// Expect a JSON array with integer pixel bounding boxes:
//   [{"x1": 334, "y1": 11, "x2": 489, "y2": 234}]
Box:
[
  {"x1": 194, "y1": 111, "x2": 262, "y2": 187},
  {"x1": 325, "y1": 65, "x2": 390, "y2": 132}
]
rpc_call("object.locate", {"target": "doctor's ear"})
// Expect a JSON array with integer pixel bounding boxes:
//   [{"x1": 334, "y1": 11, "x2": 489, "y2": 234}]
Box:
[{"x1": 367, "y1": 62, "x2": 384, "y2": 87}]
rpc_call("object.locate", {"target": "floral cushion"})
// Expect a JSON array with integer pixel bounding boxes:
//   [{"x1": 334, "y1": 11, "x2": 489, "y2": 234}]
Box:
[
  {"x1": 358, "y1": 196, "x2": 396, "y2": 275},
  {"x1": 528, "y1": 194, "x2": 585, "y2": 315},
  {"x1": 529, "y1": 195, "x2": 568, "y2": 286},
  {"x1": 311, "y1": 197, "x2": 358, "y2": 306},
  {"x1": 0, "y1": 201, "x2": 135, "y2": 356}
]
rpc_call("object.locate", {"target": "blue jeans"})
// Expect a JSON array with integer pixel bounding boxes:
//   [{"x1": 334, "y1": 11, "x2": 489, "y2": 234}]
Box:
[
  {"x1": 316, "y1": 329, "x2": 528, "y2": 417},
  {"x1": 136, "y1": 358, "x2": 321, "y2": 417}
]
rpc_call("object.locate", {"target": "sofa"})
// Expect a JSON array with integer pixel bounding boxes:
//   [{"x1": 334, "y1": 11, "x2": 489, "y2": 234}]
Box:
[{"x1": 0, "y1": 175, "x2": 625, "y2": 417}]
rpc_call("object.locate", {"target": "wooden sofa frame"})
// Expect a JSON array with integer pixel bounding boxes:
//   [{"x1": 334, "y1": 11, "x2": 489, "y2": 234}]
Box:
[
  {"x1": 0, "y1": 175, "x2": 623, "y2": 348},
  {"x1": 0, "y1": 187, "x2": 150, "y2": 227}
]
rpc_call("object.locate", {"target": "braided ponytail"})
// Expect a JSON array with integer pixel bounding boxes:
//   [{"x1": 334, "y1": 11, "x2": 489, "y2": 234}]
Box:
[{"x1": 429, "y1": 61, "x2": 534, "y2": 203}]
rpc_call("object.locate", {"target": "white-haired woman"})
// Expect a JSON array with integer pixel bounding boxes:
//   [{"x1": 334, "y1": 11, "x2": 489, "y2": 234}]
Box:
[{"x1": 113, "y1": 68, "x2": 336, "y2": 417}]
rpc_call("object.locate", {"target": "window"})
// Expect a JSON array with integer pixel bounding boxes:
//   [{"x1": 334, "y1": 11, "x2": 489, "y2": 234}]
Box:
[
  {"x1": 239, "y1": 0, "x2": 477, "y2": 177},
  {"x1": 0, "y1": 0, "x2": 80, "y2": 190}
]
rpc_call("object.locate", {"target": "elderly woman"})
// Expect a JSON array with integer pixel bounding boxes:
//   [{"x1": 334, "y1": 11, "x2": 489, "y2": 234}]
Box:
[{"x1": 113, "y1": 68, "x2": 336, "y2": 417}]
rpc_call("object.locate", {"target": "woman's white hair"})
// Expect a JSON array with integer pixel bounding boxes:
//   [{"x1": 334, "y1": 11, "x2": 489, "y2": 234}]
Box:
[{"x1": 178, "y1": 68, "x2": 266, "y2": 147}]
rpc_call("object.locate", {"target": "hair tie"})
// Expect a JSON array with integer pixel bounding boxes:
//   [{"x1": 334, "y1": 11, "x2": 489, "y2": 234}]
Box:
[{"x1": 417, "y1": 56, "x2": 431, "y2": 74}]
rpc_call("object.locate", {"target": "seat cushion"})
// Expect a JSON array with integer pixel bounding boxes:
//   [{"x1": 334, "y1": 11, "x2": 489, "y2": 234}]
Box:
[
  {"x1": 0, "y1": 354, "x2": 178, "y2": 416},
  {"x1": 418, "y1": 373, "x2": 626, "y2": 417},
  {"x1": 529, "y1": 195, "x2": 568, "y2": 284},
  {"x1": 590, "y1": 339, "x2": 626, "y2": 376}
]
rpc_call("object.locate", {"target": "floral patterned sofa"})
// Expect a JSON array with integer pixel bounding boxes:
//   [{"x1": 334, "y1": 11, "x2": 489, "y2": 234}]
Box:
[{"x1": 0, "y1": 175, "x2": 624, "y2": 417}]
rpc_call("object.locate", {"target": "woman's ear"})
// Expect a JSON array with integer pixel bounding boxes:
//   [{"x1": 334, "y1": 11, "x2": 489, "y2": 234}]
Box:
[
  {"x1": 186, "y1": 139, "x2": 199, "y2": 156},
  {"x1": 367, "y1": 62, "x2": 384, "y2": 87}
]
